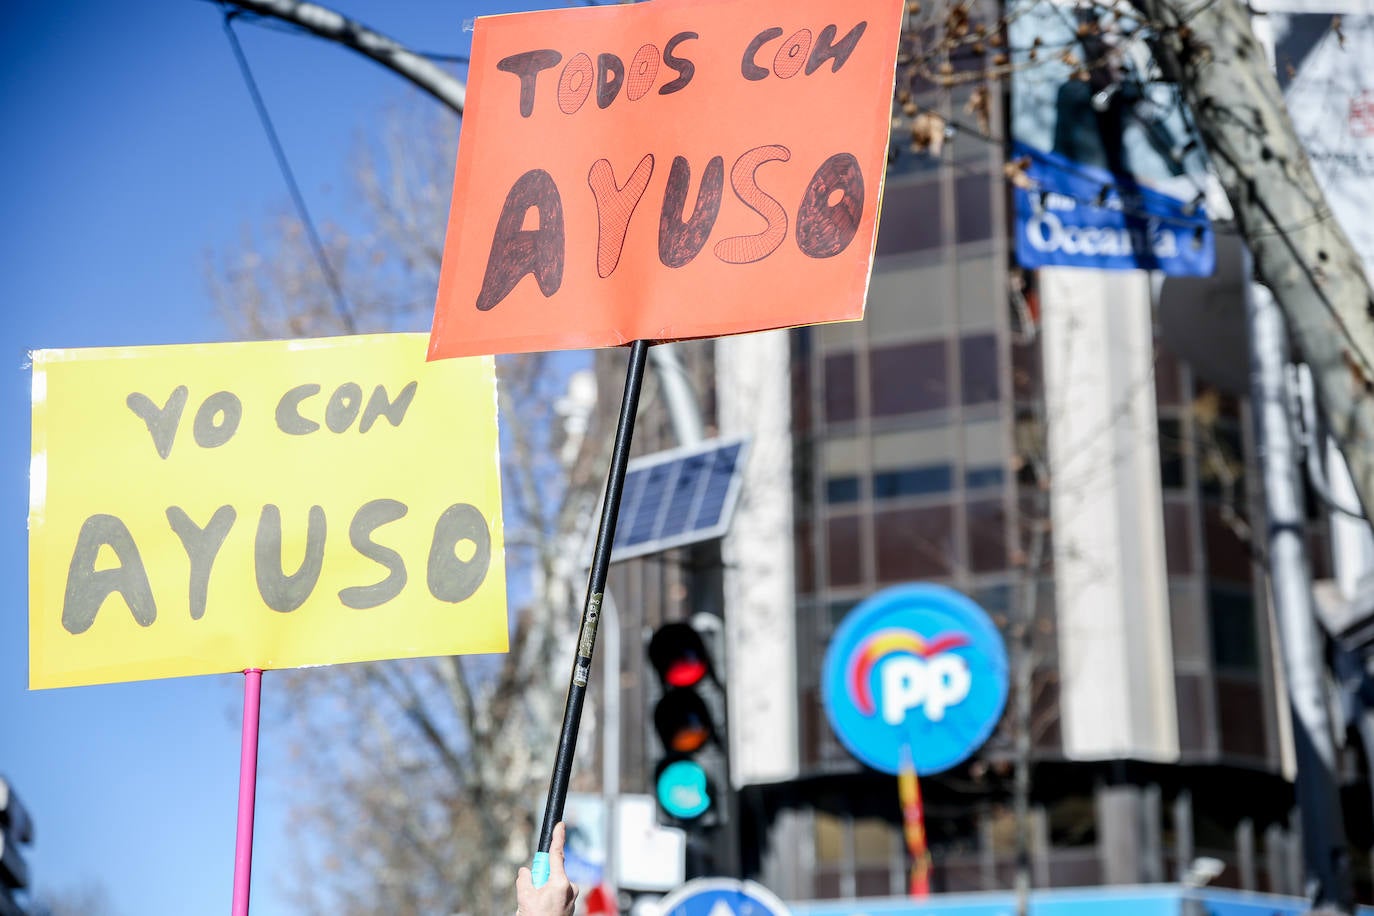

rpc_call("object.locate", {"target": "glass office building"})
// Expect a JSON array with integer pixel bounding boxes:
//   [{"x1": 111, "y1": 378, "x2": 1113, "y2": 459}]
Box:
[{"x1": 598, "y1": 14, "x2": 1372, "y2": 902}]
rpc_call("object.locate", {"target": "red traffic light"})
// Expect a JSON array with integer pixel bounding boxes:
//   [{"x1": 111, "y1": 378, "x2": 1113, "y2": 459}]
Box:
[{"x1": 648, "y1": 622, "x2": 713, "y2": 688}]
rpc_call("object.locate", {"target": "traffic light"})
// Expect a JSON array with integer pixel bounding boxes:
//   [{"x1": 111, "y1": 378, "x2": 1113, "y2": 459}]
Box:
[
  {"x1": 0, "y1": 777, "x2": 33, "y2": 916},
  {"x1": 647, "y1": 619, "x2": 729, "y2": 831}
]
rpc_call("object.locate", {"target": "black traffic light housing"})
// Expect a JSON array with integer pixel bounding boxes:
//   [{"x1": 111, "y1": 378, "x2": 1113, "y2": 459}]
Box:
[
  {"x1": 647, "y1": 619, "x2": 730, "y2": 838},
  {"x1": 1, "y1": 776, "x2": 33, "y2": 915}
]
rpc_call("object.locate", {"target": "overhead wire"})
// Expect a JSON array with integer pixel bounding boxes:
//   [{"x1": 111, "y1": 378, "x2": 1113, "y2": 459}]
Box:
[{"x1": 220, "y1": 8, "x2": 360, "y2": 333}]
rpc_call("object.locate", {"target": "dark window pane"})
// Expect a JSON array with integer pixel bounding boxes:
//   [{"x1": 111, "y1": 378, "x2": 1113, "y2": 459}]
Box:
[
  {"x1": 1308, "y1": 525, "x2": 1332, "y2": 580},
  {"x1": 813, "y1": 872, "x2": 842, "y2": 900},
  {"x1": 1050, "y1": 855, "x2": 1103, "y2": 887},
  {"x1": 966, "y1": 465, "x2": 1004, "y2": 489},
  {"x1": 961, "y1": 333, "x2": 1000, "y2": 405},
  {"x1": 1216, "y1": 677, "x2": 1266, "y2": 759},
  {"x1": 955, "y1": 171, "x2": 992, "y2": 243},
  {"x1": 875, "y1": 505, "x2": 954, "y2": 581},
  {"x1": 824, "y1": 352, "x2": 857, "y2": 423},
  {"x1": 967, "y1": 498, "x2": 1007, "y2": 573},
  {"x1": 1012, "y1": 338, "x2": 1041, "y2": 402},
  {"x1": 1209, "y1": 587, "x2": 1259, "y2": 673},
  {"x1": 1159, "y1": 417, "x2": 1186, "y2": 490},
  {"x1": 974, "y1": 584, "x2": 1012, "y2": 617},
  {"x1": 855, "y1": 868, "x2": 893, "y2": 897},
  {"x1": 874, "y1": 464, "x2": 953, "y2": 498},
  {"x1": 1155, "y1": 343, "x2": 1184, "y2": 407},
  {"x1": 828, "y1": 600, "x2": 858, "y2": 629},
  {"x1": 876, "y1": 179, "x2": 943, "y2": 254},
  {"x1": 827, "y1": 514, "x2": 863, "y2": 587},
  {"x1": 870, "y1": 340, "x2": 949, "y2": 416},
  {"x1": 1047, "y1": 795, "x2": 1099, "y2": 847},
  {"x1": 936, "y1": 859, "x2": 984, "y2": 893},
  {"x1": 1199, "y1": 415, "x2": 1246, "y2": 501},
  {"x1": 826, "y1": 475, "x2": 861, "y2": 503},
  {"x1": 1163, "y1": 500, "x2": 1193, "y2": 575},
  {"x1": 1015, "y1": 407, "x2": 1045, "y2": 485},
  {"x1": 1204, "y1": 506, "x2": 1251, "y2": 582}
]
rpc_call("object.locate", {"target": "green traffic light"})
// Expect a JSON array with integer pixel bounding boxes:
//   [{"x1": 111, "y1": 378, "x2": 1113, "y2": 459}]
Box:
[{"x1": 655, "y1": 759, "x2": 712, "y2": 820}]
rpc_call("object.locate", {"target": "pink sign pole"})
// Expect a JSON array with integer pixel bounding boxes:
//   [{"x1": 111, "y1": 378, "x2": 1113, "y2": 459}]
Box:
[{"x1": 232, "y1": 668, "x2": 264, "y2": 915}]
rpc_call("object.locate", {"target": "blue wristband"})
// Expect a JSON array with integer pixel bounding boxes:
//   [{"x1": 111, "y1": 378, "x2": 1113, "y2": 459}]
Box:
[{"x1": 531, "y1": 852, "x2": 551, "y2": 888}]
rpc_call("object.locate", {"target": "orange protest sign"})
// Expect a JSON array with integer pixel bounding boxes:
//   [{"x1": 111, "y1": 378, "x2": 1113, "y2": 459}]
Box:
[{"x1": 429, "y1": 0, "x2": 904, "y2": 359}]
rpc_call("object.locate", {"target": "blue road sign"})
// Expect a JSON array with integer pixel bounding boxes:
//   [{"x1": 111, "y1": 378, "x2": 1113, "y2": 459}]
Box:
[{"x1": 658, "y1": 878, "x2": 792, "y2": 916}]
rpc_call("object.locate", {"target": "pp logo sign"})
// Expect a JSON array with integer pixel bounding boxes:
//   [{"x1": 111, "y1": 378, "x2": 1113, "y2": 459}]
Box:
[
  {"x1": 822, "y1": 584, "x2": 1008, "y2": 775},
  {"x1": 852, "y1": 629, "x2": 973, "y2": 724}
]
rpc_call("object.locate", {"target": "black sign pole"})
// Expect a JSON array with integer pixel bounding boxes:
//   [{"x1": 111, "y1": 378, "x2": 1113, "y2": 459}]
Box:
[{"x1": 532, "y1": 337, "x2": 650, "y2": 887}]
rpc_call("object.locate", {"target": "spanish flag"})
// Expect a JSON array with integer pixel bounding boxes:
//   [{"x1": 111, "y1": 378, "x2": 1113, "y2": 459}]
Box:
[{"x1": 898, "y1": 744, "x2": 931, "y2": 897}]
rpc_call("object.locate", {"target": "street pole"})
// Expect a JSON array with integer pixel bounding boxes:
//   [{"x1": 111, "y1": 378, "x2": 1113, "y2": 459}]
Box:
[{"x1": 1247, "y1": 275, "x2": 1354, "y2": 913}]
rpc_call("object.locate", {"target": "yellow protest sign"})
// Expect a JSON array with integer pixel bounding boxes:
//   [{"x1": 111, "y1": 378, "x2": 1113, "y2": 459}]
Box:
[{"x1": 29, "y1": 333, "x2": 507, "y2": 689}]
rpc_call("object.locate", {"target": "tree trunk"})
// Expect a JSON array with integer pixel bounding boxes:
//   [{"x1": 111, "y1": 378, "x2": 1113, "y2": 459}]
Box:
[{"x1": 1139, "y1": 0, "x2": 1374, "y2": 532}]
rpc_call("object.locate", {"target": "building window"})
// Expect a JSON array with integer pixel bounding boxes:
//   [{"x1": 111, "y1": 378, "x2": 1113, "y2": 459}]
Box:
[
  {"x1": 960, "y1": 333, "x2": 1001, "y2": 405},
  {"x1": 1203, "y1": 506, "x2": 1252, "y2": 583},
  {"x1": 1155, "y1": 342, "x2": 1185, "y2": 407},
  {"x1": 967, "y1": 498, "x2": 1008, "y2": 573},
  {"x1": 828, "y1": 600, "x2": 859, "y2": 630},
  {"x1": 1163, "y1": 500, "x2": 1193, "y2": 575},
  {"x1": 1011, "y1": 337, "x2": 1041, "y2": 403},
  {"x1": 876, "y1": 178, "x2": 944, "y2": 254},
  {"x1": 874, "y1": 464, "x2": 954, "y2": 498},
  {"x1": 966, "y1": 465, "x2": 1004, "y2": 489},
  {"x1": 955, "y1": 171, "x2": 993, "y2": 243},
  {"x1": 1159, "y1": 417, "x2": 1187, "y2": 489},
  {"x1": 1216, "y1": 677, "x2": 1267, "y2": 759},
  {"x1": 824, "y1": 352, "x2": 857, "y2": 423},
  {"x1": 870, "y1": 340, "x2": 949, "y2": 416},
  {"x1": 827, "y1": 514, "x2": 863, "y2": 587},
  {"x1": 826, "y1": 475, "x2": 862, "y2": 504},
  {"x1": 973, "y1": 583, "x2": 1012, "y2": 618},
  {"x1": 1208, "y1": 586, "x2": 1259, "y2": 674},
  {"x1": 875, "y1": 504, "x2": 955, "y2": 581},
  {"x1": 1198, "y1": 412, "x2": 1246, "y2": 503}
]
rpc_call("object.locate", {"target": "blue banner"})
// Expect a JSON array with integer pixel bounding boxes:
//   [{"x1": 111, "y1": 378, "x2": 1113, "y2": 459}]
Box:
[
  {"x1": 791, "y1": 886, "x2": 1374, "y2": 916},
  {"x1": 1011, "y1": 142, "x2": 1214, "y2": 275}
]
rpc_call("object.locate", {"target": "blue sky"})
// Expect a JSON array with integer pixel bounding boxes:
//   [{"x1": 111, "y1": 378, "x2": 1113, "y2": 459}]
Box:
[{"x1": 0, "y1": 1, "x2": 552, "y2": 912}]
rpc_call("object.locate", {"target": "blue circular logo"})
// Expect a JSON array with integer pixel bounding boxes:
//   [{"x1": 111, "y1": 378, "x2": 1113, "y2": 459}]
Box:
[{"x1": 821, "y1": 584, "x2": 1008, "y2": 775}]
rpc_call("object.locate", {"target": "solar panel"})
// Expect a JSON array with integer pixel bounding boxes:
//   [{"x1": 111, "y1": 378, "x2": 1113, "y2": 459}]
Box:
[{"x1": 610, "y1": 437, "x2": 749, "y2": 562}]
